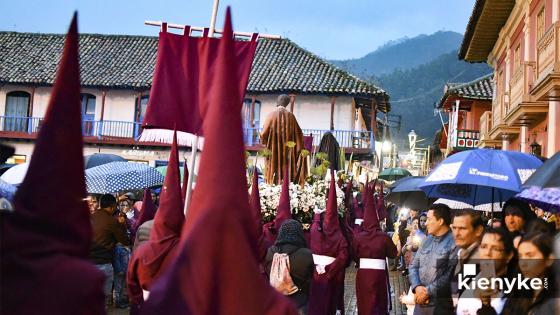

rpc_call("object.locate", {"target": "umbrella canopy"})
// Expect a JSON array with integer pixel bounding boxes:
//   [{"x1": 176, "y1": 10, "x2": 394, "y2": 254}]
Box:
[
  {"x1": 387, "y1": 176, "x2": 428, "y2": 210},
  {"x1": 390, "y1": 176, "x2": 425, "y2": 192},
  {"x1": 0, "y1": 178, "x2": 16, "y2": 211},
  {"x1": 378, "y1": 167, "x2": 412, "y2": 181},
  {"x1": 419, "y1": 149, "x2": 542, "y2": 206},
  {"x1": 515, "y1": 152, "x2": 560, "y2": 212},
  {"x1": 434, "y1": 198, "x2": 503, "y2": 212},
  {"x1": 155, "y1": 165, "x2": 187, "y2": 182},
  {"x1": 84, "y1": 153, "x2": 126, "y2": 169},
  {"x1": 0, "y1": 163, "x2": 29, "y2": 185},
  {"x1": 85, "y1": 161, "x2": 164, "y2": 194}
]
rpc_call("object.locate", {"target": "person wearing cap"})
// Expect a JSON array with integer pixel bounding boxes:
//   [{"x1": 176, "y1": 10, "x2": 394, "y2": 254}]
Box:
[{"x1": 352, "y1": 181, "x2": 398, "y2": 315}]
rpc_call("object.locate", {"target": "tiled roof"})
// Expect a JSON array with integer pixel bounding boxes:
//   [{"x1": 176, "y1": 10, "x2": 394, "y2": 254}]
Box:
[
  {"x1": 0, "y1": 32, "x2": 388, "y2": 101},
  {"x1": 438, "y1": 73, "x2": 493, "y2": 108}
]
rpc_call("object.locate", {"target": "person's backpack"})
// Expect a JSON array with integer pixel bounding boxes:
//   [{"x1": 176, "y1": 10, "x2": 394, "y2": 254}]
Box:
[{"x1": 269, "y1": 249, "x2": 299, "y2": 295}]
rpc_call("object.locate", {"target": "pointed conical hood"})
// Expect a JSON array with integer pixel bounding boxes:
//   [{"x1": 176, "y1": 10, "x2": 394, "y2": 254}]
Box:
[
  {"x1": 275, "y1": 165, "x2": 292, "y2": 229},
  {"x1": 323, "y1": 169, "x2": 340, "y2": 231},
  {"x1": 249, "y1": 168, "x2": 266, "y2": 260},
  {"x1": 181, "y1": 159, "x2": 189, "y2": 203},
  {"x1": 150, "y1": 130, "x2": 184, "y2": 240},
  {"x1": 362, "y1": 179, "x2": 380, "y2": 232},
  {"x1": 134, "y1": 188, "x2": 157, "y2": 232},
  {"x1": 141, "y1": 9, "x2": 297, "y2": 314},
  {"x1": 376, "y1": 182, "x2": 387, "y2": 222},
  {"x1": 129, "y1": 131, "x2": 184, "y2": 286},
  {"x1": 0, "y1": 14, "x2": 105, "y2": 314},
  {"x1": 344, "y1": 179, "x2": 353, "y2": 212}
]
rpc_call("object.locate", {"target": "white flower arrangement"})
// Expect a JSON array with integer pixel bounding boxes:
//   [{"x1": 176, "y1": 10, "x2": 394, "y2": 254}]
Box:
[{"x1": 255, "y1": 178, "x2": 346, "y2": 224}]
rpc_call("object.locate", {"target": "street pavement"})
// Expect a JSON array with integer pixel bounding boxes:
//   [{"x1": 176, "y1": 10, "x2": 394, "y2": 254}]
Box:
[{"x1": 109, "y1": 267, "x2": 410, "y2": 315}]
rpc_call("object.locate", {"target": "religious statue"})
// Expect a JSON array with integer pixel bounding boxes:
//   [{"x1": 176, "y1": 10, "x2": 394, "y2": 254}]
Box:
[{"x1": 261, "y1": 94, "x2": 308, "y2": 185}]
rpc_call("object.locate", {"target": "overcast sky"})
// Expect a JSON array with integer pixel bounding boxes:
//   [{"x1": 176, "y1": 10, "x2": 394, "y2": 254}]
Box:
[{"x1": 0, "y1": 0, "x2": 475, "y2": 60}]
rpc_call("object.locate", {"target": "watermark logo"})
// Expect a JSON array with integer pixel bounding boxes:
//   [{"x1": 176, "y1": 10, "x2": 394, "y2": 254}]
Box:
[{"x1": 458, "y1": 263, "x2": 549, "y2": 294}]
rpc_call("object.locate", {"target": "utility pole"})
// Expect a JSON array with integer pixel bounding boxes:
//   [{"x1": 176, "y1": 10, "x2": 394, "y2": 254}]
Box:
[{"x1": 379, "y1": 114, "x2": 388, "y2": 172}]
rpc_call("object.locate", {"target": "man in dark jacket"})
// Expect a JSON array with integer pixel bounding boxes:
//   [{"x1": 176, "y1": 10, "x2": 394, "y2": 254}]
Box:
[
  {"x1": 265, "y1": 219, "x2": 314, "y2": 314},
  {"x1": 90, "y1": 194, "x2": 130, "y2": 306}
]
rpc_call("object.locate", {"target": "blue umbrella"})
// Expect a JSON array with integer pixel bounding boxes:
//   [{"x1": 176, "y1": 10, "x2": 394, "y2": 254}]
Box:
[
  {"x1": 0, "y1": 178, "x2": 16, "y2": 211},
  {"x1": 84, "y1": 153, "x2": 126, "y2": 169},
  {"x1": 387, "y1": 176, "x2": 428, "y2": 210},
  {"x1": 85, "y1": 161, "x2": 164, "y2": 194},
  {"x1": 419, "y1": 149, "x2": 542, "y2": 207},
  {"x1": 389, "y1": 176, "x2": 425, "y2": 193}
]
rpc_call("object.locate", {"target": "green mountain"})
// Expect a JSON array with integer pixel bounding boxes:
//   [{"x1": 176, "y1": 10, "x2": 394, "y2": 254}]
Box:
[
  {"x1": 371, "y1": 50, "x2": 491, "y2": 146},
  {"x1": 331, "y1": 31, "x2": 464, "y2": 76}
]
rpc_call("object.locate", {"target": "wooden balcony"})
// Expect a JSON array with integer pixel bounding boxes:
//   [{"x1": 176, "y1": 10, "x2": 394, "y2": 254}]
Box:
[
  {"x1": 0, "y1": 116, "x2": 374, "y2": 154},
  {"x1": 532, "y1": 22, "x2": 560, "y2": 101},
  {"x1": 506, "y1": 62, "x2": 548, "y2": 126},
  {"x1": 479, "y1": 111, "x2": 492, "y2": 142},
  {"x1": 488, "y1": 93, "x2": 519, "y2": 140}
]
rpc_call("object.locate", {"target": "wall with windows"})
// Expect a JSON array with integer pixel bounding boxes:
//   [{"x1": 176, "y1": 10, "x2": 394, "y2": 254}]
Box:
[{"x1": 256, "y1": 94, "x2": 355, "y2": 131}]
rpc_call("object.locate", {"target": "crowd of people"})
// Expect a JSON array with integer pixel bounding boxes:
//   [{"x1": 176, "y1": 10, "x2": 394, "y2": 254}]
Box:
[
  {"x1": 83, "y1": 174, "x2": 560, "y2": 315},
  {"x1": 390, "y1": 199, "x2": 558, "y2": 315}
]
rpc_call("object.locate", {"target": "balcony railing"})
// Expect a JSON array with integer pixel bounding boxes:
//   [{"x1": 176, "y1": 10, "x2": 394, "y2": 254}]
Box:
[
  {"x1": 479, "y1": 111, "x2": 492, "y2": 142},
  {"x1": 0, "y1": 116, "x2": 143, "y2": 139},
  {"x1": 244, "y1": 127, "x2": 374, "y2": 150},
  {"x1": 508, "y1": 62, "x2": 535, "y2": 113},
  {"x1": 454, "y1": 129, "x2": 480, "y2": 149},
  {"x1": 536, "y1": 22, "x2": 560, "y2": 83},
  {"x1": 492, "y1": 93, "x2": 505, "y2": 128},
  {"x1": 0, "y1": 116, "x2": 374, "y2": 150}
]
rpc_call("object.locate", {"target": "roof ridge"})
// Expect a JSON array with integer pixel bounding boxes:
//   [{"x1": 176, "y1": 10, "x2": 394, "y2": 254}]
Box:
[
  {"x1": 260, "y1": 37, "x2": 386, "y2": 94},
  {"x1": 0, "y1": 30, "x2": 157, "y2": 39},
  {"x1": 448, "y1": 72, "x2": 493, "y2": 91}
]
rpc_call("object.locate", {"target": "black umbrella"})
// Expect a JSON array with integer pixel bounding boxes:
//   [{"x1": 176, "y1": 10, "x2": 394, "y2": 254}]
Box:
[
  {"x1": 84, "y1": 153, "x2": 127, "y2": 169},
  {"x1": 516, "y1": 151, "x2": 560, "y2": 212},
  {"x1": 521, "y1": 151, "x2": 560, "y2": 189},
  {"x1": 387, "y1": 176, "x2": 429, "y2": 210}
]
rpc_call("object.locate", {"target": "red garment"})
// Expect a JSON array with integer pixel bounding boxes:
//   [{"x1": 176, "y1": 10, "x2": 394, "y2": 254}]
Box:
[
  {"x1": 127, "y1": 131, "x2": 184, "y2": 309},
  {"x1": 140, "y1": 10, "x2": 298, "y2": 315},
  {"x1": 352, "y1": 179, "x2": 397, "y2": 315},
  {"x1": 0, "y1": 14, "x2": 105, "y2": 314},
  {"x1": 308, "y1": 170, "x2": 349, "y2": 315},
  {"x1": 141, "y1": 22, "x2": 257, "y2": 136},
  {"x1": 134, "y1": 188, "x2": 157, "y2": 234},
  {"x1": 261, "y1": 165, "x2": 292, "y2": 250},
  {"x1": 181, "y1": 159, "x2": 189, "y2": 203},
  {"x1": 249, "y1": 170, "x2": 266, "y2": 261}
]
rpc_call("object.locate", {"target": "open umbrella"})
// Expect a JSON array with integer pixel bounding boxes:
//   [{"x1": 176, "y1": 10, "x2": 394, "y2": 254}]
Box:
[
  {"x1": 516, "y1": 151, "x2": 560, "y2": 212},
  {"x1": 387, "y1": 176, "x2": 429, "y2": 210},
  {"x1": 156, "y1": 165, "x2": 185, "y2": 182},
  {"x1": 0, "y1": 162, "x2": 29, "y2": 185},
  {"x1": 84, "y1": 153, "x2": 126, "y2": 169},
  {"x1": 434, "y1": 198, "x2": 502, "y2": 212},
  {"x1": 378, "y1": 167, "x2": 412, "y2": 181},
  {"x1": 0, "y1": 178, "x2": 16, "y2": 211},
  {"x1": 419, "y1": 149, "x2": 542, "y2": 209},
  {"x1": 85, "y1": 161, "x2": 164, "y2": 194}
]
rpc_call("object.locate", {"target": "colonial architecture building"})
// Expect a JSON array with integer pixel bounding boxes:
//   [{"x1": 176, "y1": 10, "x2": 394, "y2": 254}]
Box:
[
  {"x1": 436, "y1": 73, "x2": 494, "y2": 155},
  {"x1": 0, "y1": 31, "x2": 389, "y2": 165},
  {"x1": 460, "y1": 0, "x2": 560, "y2": 157}
]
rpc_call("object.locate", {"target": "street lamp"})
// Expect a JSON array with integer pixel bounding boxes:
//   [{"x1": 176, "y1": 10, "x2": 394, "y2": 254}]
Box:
[{"x1": 408, "y1": 130, "x2": 417, "y2": 151}]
